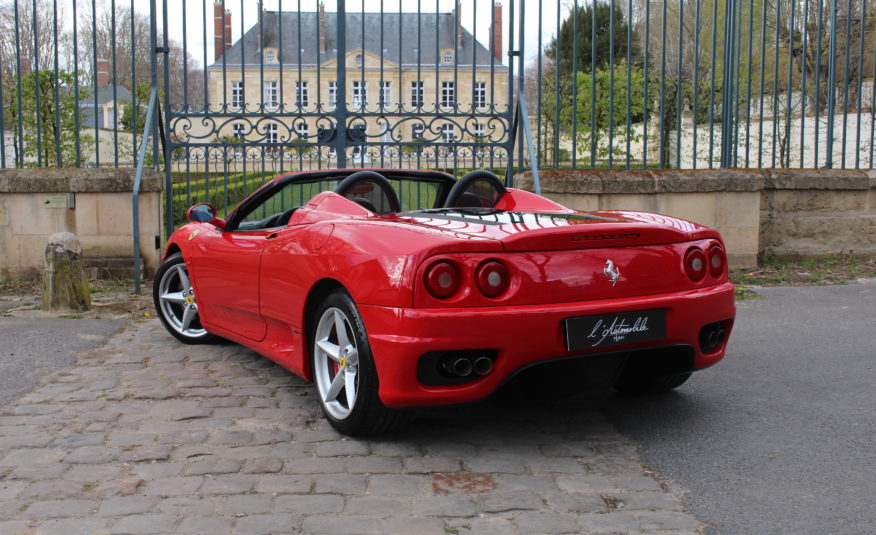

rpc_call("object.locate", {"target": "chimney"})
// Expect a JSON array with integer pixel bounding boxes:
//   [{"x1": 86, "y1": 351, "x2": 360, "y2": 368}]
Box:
[
  {"x1": 319, "y1": 2, "x2": 327, "y2": 52},
  {"x1": 19, "y1": 57, "x2": 31, "y2": 76},
  {"x1": 96, "y1": 58, "x2": 110, "y2": 86},
  {"x1": 491, "y1": 2, "x2": 503, "y2": 63},
  {"x1": 224, "y1": 9, "x2": 232, "y2": 53},
  {"x1": 456, "y1": 2, "x2": 463, "y2": 49}
]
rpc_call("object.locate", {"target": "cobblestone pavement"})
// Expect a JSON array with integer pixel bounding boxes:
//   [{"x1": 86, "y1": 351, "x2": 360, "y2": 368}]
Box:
[{"x1": 0, "y1": 318, "x2": 703, "y2": 535}]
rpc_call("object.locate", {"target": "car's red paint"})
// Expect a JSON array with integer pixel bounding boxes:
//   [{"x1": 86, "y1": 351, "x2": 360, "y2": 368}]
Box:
[{"x1": 162, "y1": 168, "x2": 735, "y2": 408}]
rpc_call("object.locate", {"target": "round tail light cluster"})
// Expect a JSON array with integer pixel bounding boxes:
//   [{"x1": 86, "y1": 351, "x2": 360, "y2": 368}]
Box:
[
  {"x1": 424, "y1": 259, "x2": 511, "y2": 300},
  {"x1": 425, "y1": 261, "x2": 460, "y2": 298},
  {"x1": 684, "y1": 244, "x2": 727, "y2": 282}
]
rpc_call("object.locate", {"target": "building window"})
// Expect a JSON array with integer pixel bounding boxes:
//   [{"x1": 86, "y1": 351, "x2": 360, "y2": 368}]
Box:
[
  {"x1": 264, "y1": 81, "x2": 278, "y2": 109},
  {"x1": 355, "y1": 54, "x2": 363, "y2": 67},
  {"x1": 441, "y1": 123, "x2": 455, "y2": 143},
  {"x1": 410, "y1": 81, "x2": 423, "y2": 108},
  {"x1": 352, "y1": 80, "x2": 367, "y2": 108},
  {"x1": 380, "y1": 81, "x2": 391, "y2": 107},
  {"x1": 266, "y1": 123, "x2": 278, "y2": 144},
  {"x1": 265, "y1": 51, "x2": 276, "y2": 63},
  {"x1": 441, "y1": 81, "x2": 455, "y2": 108},
  {"x1": 232, "y1": 122, "x2": 245, "y2": 139},
  {"x1": 474, "y1": 82, "x2": 487, "y2": 109},
  {"x1": 473, "y1": 123, "x2": 485, "y2": 138},
  {"x1": 231, "y1": 81, "x2": 243, "y2": 109},
  {"x1": 411, "y1": 123, "x2": 424, "y2": 140},
  {"x1": 296, "y1": 81, "x2": 309, "y2": 108},
  {"x1": 294, "y1": 121, "x2": 309, "y2": 140},
  {"x1": 328, "y1": 81, "x2": 337, "y2": 109},
  {"x1": 443, "y1": 51, "x2": 453, "y2": 64}
]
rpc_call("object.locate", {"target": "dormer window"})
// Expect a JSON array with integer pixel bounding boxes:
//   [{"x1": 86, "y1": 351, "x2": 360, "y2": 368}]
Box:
[
  {"x1": 355, "y1": 54, "x2": 363, "y2": 67},
  {"x1": 443, "y1": 52, "x2": 453, "y2": 64},
  {"x1": 265, "y1": 50, "x2": 276, "y2": 63}
]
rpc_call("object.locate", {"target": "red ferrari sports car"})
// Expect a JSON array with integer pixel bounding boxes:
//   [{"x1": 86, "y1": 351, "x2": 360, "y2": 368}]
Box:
[{"x1": 154, "y1": 169, "x2": 735, "y2": 435}]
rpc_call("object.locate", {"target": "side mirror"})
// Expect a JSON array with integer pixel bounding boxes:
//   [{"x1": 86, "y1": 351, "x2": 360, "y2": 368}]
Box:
[{"x1": 186, "y1": 203, "x2": 226, "y2": 229}]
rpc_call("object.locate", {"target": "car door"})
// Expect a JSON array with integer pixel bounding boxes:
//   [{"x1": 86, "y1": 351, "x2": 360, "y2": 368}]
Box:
[{"x1": 188, "y1": 227, "x2": 269, "y2": 341}]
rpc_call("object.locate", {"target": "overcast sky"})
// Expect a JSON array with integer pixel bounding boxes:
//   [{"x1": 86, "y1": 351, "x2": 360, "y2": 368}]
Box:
[{"x1": 152, "y1": 0, "x2": 563, "y2": 69}]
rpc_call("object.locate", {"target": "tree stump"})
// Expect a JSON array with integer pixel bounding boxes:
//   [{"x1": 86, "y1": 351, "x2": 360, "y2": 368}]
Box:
[{"x1": 42, "y1": 232, "x2": 91, "y2": 312}]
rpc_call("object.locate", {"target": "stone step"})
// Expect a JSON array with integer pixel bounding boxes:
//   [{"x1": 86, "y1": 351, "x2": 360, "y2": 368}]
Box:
[{"x1": 83, "y1": 257, "x2": 144, "y2": 280}]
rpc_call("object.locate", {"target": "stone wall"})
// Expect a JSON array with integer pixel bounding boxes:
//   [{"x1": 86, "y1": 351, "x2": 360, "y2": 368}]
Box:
[
  {"x1": 514, "y1": 168, "x2": 876, "y2": 269},
  {"x1": 0, "y1": 168, "x2": 163, "y2": 280}
]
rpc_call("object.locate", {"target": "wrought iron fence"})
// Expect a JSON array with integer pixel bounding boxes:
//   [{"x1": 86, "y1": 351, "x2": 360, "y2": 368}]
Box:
[{"x1": 1, "y1": 0, "x2": 874, "y2": 216}]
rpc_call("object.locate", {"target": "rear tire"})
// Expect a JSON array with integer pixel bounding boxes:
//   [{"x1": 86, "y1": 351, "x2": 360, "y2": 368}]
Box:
[
  {"x1": 615, "y1": 372, "x2": 692, "y2": 395},
  {"x1": 310, "y1": 289, "x2": 406, "y2": 435}
]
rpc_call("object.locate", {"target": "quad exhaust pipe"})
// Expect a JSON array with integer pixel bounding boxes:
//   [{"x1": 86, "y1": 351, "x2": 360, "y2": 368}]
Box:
[{"x1": 442, "y1": 355, "x2": 494, "y2": 377}]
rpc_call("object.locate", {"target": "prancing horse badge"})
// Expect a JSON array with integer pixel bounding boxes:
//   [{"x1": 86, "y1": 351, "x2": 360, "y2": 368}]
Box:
[{"x1": 603, "y1": 259, "x2": 620, "y2": 286}]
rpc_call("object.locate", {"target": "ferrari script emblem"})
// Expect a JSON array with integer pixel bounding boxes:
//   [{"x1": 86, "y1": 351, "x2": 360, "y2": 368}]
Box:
[{"x1": 603, "y1": 260, "x2": 620, "y2": 286}]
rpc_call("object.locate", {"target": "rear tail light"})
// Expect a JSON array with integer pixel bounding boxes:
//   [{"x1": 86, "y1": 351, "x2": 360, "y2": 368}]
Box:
[
  {"x1": 425, "y1": 261, "x2": 460, "y2": 299},
  {"x1": 708, "y1": 245, "x2": 726, "y2": 278},
  {"x1": 684, "y1": 247, "x2": 707, "y2": 281},
  {"x1": 475, "y1": 260, "x2": 510, "y2": 297}
]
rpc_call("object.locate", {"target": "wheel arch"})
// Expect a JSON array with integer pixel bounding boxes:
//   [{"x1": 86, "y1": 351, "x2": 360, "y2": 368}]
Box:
[
  {"x1": 302, "y1": 278, "x2": 347, "y2": 379},
  {"x1": 162, "y1": 241, "x2": 182, "y2": 262}
]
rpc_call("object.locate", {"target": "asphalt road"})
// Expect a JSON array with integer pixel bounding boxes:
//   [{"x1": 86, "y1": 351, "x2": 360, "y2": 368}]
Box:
[
  {"x1": 0, "y1": 317, "x2": 126, "y2": 405},
  {"x1": 600, "y1": 279, "x2": 876, "y2": 535}
]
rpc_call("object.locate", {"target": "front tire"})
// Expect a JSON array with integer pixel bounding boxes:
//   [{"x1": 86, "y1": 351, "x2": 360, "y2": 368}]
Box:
[
  {"x1": 153, "y1": 252, "x2": 217, "y2": 344},
  {"x1": 311, "y1": 289, "x2": 405, "y2": 435}
]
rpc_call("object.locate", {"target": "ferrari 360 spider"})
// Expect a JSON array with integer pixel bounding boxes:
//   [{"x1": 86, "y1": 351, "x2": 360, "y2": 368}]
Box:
[{"x1": 153, "y1": 169, "x2": 735, "y2": 435}]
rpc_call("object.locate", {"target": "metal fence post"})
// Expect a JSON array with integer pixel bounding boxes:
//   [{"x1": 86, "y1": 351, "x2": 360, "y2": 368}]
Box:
[
  {"x1": 720, "y1": 0, "x2": 737, "y2": 168},
  {"x1": 825, "y1": 0, "x2": 838, "y2": 168},
  {"x1": 335, "y1": 0, "x2": 347, "y2": 168}
]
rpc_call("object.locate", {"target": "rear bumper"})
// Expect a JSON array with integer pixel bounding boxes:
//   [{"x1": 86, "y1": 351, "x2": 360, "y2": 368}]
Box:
[{"x1": 361, "y1": 282, "x2": 736, "y2": 407}]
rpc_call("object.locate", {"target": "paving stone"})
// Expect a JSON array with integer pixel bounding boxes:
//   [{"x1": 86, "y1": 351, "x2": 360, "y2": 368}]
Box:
[
  {"x1": 154, "y1": 496, "x2": 221, "y2": 515},
  {"x1": 232, "y1": 514, "x2": 300, "y2": 535},
  {"x1": 367, "y1": 474, "x2": 426, "y2": 495},
  {"x1": 300, "y1": 514, "x2": 383, "y2": 535},
  {"x1": 222, "y1": 494, "x2": 273, "y2": 515},
  {"x1": 404, "y1": 456, "x2": 462, "y2": 474},
  {"x1": 557, "y1": 475, "x2": 621, "y2": 493},
  {"x1": 92, "y1": 478, "x2": 145, "y2": 498},
  {"x1": 64, "y1": 446, "x2": 120, "y2": 464},
  {"x1": 313, "y1": 473, "x2": 367, "y2": 494},
  {"x1": 63, "y1": 464, "x2": 122, "y2": 482},
  {"x1": 284, "y1": 457, "x2": 343, "y2": 474},
  {"x1": 634, "y1": 510, "x2": 702, "y2": 531},
  {"x1": 184, "y1": 458, "x2": 243, "y2": 475},
  {"x1": 245, "y1": 398, "x2": 277, "y2": 408},
  {"x1": 0, "y1": 435, "x2": 54, "y2": 448},
  {"x1": 242, "y1": 457, "x2": 284, "y2": 474},
  {"x1": 142, "y1": 476, "x2": 204, "y2": 496},
  {"x1": 169, "y1": 408, "x2": 213, "y2": 421},
  {"x1": 156, "y1": 429, "x2": 209, "y2": 445},
  {"x1": 0, "y1": 449, "x2": 67, "y2": 467},
  {"x1": 512, "y1": 511, "x2": 582, "y2": 534},
  {"x1": 33, "y1": 517, "x2": 110, "y2": 535},
  {"x1": 344, "y1": 496, "x2": 411, "y2": 514},
  {"x1": 294, "y1": 429, "x2": 342, "y2": 443},
  {"x1": 7, "y1": 464, "x2": 69, "y2": 480},
  {"x1": 0, "y1": 521, "x2": 30, "y2": 534},
  {"x1": 0, "y1": 480, "x2": 29, "y2": 500},
  {"x1": 106, "y1": 433, "x2": 157, "y2": 447},
  {"x1": 127, "y1": 463, "x2": 185, "y2": 480},
  {"x1": 251, "y1": 430, "x2": 293, "y2": 444},
  {"x1": 464, "y1": 455, "x2": 528, "y2": 474},
  {"x1": 110, "y1": 513, "x2": 180, "y2": 534},
  {"x1": 21, "y1": 499, "x2": 98, "y2": 519},
  {"x1": 97, "y1": 496, "x2": 159, "y2": 516},
  {"x1": 527, "y1": 456, "x2": 591, "y2": 473},
  {"x1": 492, "y1": 474, "x2": 559, "y2": 494},
  {"x1": 118, "y1": 445, "x2": 172, "y2": 462},
  {"x1": 313, "y1": 439, "x2": 370, "y2": 457},
  {"x1": 380, "y1": 516, "x2": 448, "y2": 535},
  {"x1": 412, "y1": 494, "x2": 477, "y2": 517},
  {"x1": 545, "y1": 492, "x2": 611, "y2": 514},
  {"x1": 254, "y1": 474, "x2": 313, "y2": 494},
  {"x1": 198, "y1": 474, "x2": 257, "y2": 494},
  {"x1": 447, "y1": 516, "x2": 517, "y2": 535},
  {"x1": 346, "y1": 456, "x2": 403, "y2": 474},
  {"x1": 133, "y1": 389, "x2": 181, "y2": 400},
  {"x1": 575, "y1": 511, "x2": 641, "y2": 533},
  {"x1": 209, "y1": 430, "x2": 254, "y2": 444},
  {"x1": 476, "y1": 492, "x2": 545, "y2": 513},
  {"x1": 53, "y1": 433, "x2": 105, "y2": 448},
  {"x1": 609, "y1": 476, "x2": 663, "y2": 491},
  {"x1": 177, "y1": 516, "x2": 234, "y2": 534},
  {"x1": 273, "y1": 493, "x2": 345, "y2": 514},
  {"x1": 17, "y1": 480, "x2": 83, "y2": 500}
]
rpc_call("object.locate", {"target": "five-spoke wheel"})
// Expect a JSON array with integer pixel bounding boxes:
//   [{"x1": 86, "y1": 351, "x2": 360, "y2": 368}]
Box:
[
  {"x1": 311, "y1": 289, "x2": 405, "y2": 435},
  {"x1": 153, "y1": 253, "x2": 216, "y2": 344}
]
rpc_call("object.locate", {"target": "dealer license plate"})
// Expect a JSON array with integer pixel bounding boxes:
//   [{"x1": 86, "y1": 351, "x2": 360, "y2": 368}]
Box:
[{"x1": 564, "y1": 309, "x2": 666, "y2": 351}]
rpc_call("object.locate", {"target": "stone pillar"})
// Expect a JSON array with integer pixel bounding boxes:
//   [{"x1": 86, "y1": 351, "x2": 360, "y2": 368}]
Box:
[{"x1": 42, "y1": 232, "x2": 91, "y2": 312}]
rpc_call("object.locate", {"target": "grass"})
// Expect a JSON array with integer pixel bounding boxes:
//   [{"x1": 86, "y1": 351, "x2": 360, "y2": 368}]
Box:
[{"x1": 730, "y1": 254, "x2": 876, "y2": 287}]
